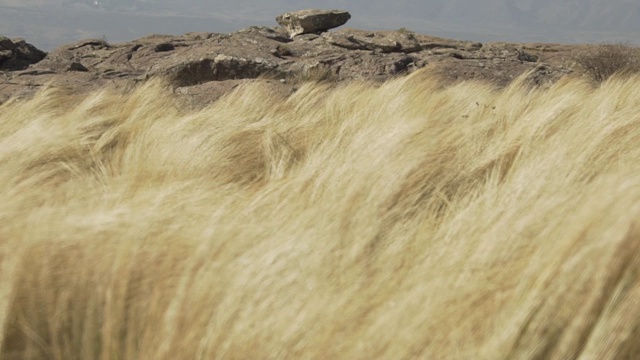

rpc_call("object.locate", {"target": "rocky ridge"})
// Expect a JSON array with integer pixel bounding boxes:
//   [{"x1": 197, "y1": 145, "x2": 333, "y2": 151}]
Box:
[{"x1": 0, "y1": 11, "x2": 581, "y2": 108}]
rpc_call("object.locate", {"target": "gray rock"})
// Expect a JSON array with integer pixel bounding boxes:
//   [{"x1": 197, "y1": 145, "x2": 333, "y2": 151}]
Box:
[
  {"x1": 68, "y1": 62, "x2": 89, "y2": 72},
  {"x1": 389, "y1": 33, "x2": 423, "y2": 53},
  {"x1": 322, "y1": 32, "x2": 366, "y2": 51},
  {"x1": 276, "y1": 9, "x2": 351, "y2": 37},
  {"x1": 12, "y1": 39, "x2": 47, "y2": 63},
  {"x1": 517, "y1": 49, "x2": 539, "y2": 63},
  {"x1": 294, "y1": 34, "x2": 321, "y2": 42},
  {"x1": 154, "y1": 43, "x2": 175, "y2": 52},
  {"x1": 0, "y1": 35, "x2": 46, "y2": 70},
  {"x1": 236, "y1": 26, "x2": 291, "y2": 43},
  {"x1": 0, "y1": 50, "x2": 13, "y2": 61},
  {"x1": 349, "y1": 35, "x2": 401, "y2": 53},
  {"x1": 148, "y1": 54, "x2": 280, "y2": 87},
  {"x1": 388, "y1": 56, "x2": 415, "y2": 74},
  {"x1": 0, "y1": 36, "x2": 16, "y2": 51},
  {"x1": 271, "y1": 45, "x2": 293, "y2": 58}
]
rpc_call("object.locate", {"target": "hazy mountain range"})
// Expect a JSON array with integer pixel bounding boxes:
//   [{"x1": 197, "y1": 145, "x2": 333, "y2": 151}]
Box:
[{"x1": 1, "y1": 0, "x2": 639, "y2": 51}]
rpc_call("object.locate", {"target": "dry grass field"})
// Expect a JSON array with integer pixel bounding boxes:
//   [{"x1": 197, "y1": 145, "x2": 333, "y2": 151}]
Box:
[{"x1": 1, "y1": 69, "x2": 639, "y2": 359}]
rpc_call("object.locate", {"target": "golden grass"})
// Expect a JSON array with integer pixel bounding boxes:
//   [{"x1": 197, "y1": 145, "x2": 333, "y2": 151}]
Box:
[{"x1": 1, "y1": 69, "x2": 640, "y2": 359}]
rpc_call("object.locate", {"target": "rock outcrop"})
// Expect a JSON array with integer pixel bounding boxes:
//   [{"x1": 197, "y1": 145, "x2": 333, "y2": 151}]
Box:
[
  {"x1": 0, "y1": 35, "x2": 47, "y2": 70},
  {"x1": 276, "y1": 9, "x2": 351, "y2": 37},
  {"x1": 0, "y1": 19, "x2": 582, "y2": 108}
]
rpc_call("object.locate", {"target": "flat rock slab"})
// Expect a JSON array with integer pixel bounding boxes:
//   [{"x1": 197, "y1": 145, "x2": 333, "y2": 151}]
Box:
[{"x1": 276, "y1": 9, "x2": 351, "y2": 37}]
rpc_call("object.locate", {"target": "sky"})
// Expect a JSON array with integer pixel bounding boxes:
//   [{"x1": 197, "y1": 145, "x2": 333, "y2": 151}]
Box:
[{"x1": 1, "y1": 0, "x2": 640, "y2": 51}]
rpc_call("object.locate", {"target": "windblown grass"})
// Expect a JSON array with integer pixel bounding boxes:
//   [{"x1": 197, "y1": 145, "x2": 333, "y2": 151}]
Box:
[{"x1": 1, "y1": 69, "x2": 640, "y2": 359}]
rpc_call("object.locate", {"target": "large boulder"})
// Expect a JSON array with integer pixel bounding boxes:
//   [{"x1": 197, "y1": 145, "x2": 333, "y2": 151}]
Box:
[{"x1": 276, "y1": 9, "x2": 351, "y2": 37}]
